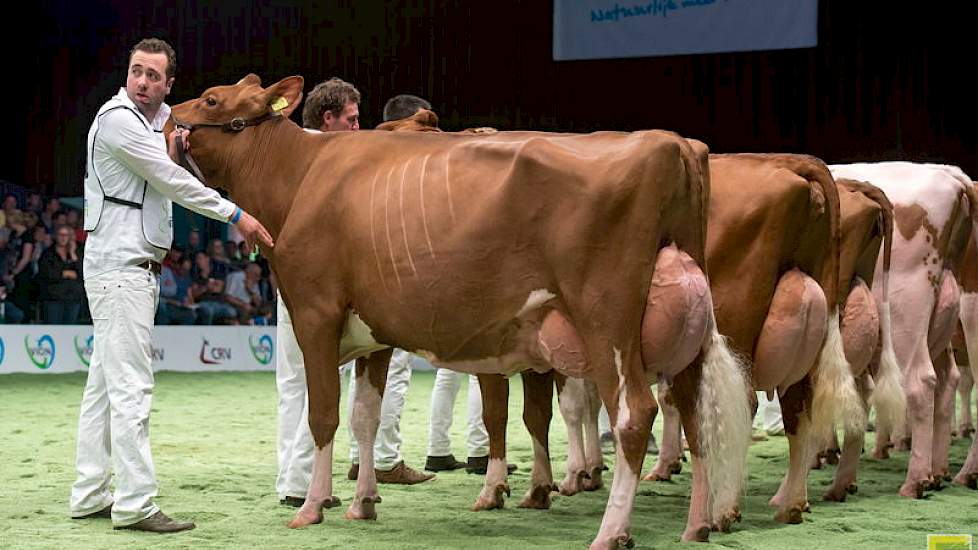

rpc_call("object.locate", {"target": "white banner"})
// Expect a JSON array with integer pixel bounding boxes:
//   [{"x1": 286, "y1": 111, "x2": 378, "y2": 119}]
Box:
[
  {"x1": 0, "y1": 325, "x2": 276, "y2": 374},
  {"x1": 553, "y1": 0, "x2": 819, "y2": 61}
]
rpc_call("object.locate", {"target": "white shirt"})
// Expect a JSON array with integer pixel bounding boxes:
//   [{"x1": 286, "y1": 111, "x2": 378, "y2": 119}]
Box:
[{"x1": 84, "y1": 88, "x2": 237, "y2": 278}]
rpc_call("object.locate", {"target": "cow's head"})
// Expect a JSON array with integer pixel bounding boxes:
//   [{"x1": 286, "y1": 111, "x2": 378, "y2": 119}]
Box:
[{"x1": 167, "y1": 74, "x2": 304, "y2": 187}]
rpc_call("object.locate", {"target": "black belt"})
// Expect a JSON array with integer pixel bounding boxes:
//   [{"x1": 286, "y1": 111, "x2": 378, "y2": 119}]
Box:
[{"x1": 138, "y1": 260, "x2": 162, "y2": 275}]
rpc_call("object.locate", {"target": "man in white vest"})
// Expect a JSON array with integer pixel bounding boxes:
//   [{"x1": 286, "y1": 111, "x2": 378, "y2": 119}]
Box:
[{"x1": 69, "y1": 37, "x2": 273, "y2": 533}]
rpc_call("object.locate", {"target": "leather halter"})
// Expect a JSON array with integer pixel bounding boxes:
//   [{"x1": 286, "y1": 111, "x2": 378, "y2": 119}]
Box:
[{"x1": 171, "y1": 111, "x2": 280, "y2": 183}]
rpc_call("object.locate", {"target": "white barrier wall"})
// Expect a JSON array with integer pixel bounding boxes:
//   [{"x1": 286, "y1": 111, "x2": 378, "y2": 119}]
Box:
[{"x1": 0, "y1": 325, "x2": 276, "y2": 374}]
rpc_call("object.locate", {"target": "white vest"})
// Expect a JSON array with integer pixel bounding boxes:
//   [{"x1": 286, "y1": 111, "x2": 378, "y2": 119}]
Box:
[{"x1": 83, "y1": 97, "x2": 173, "y2": 250}]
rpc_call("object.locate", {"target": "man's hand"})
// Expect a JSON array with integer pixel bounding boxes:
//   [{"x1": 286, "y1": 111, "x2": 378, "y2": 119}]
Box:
[
  {"x1": 234, "y1": 210, "x2": 274, "y2": 253},
  {"x1": 167, "y1": 128, "x2": 191, "y2": 163}
]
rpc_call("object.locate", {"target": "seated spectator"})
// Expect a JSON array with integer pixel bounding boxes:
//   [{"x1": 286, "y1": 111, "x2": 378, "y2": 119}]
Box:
[
  {"x1": 156, "y1": 256, "x2": 197, "y2": 325},
  {"x1": 26, "y1": 192, "x2": 43, "y2": 218},
  {"x1": 224, "y1": 262, "x2": 269, "y2": 324},
  {"x1": 37, "y1": 225, "x2": 84, "y2": 324},
  {"x1": 5, "y1": 211, "x2": 36, "y2": 321},
  {"x1": 2, "y1": 193, "x2": 19, "y2": 223},
  {"x1": 66, "y1": 208, "x2": 87, "y2": 244},
  {"x1": 192, "y1": 275, "x2": 238, "y2": 325},
  {"x1": 0, "y1": 282, "x2": 24, "y2": 323},
  {"x1": 186, "y1": 228, "x2": 203, "y2": 255},
  {"x1": 226, "y1": 239, "x2": 246, "y2": 270},
  {"x1": 162, "y1": 245, "x2": 184, "y2": 270},
  {"x1": 41, "y1": 197, "x2": 60, "y2": 231},
  {"x1": 206, "y1": 238, "x2": 232, "y2": 280},
  {"x1": 191, "y1": 250, "x2": 213, "y2": 281}
]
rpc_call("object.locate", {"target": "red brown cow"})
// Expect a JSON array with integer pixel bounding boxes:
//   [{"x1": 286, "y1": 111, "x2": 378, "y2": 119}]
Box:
[
  {"x1": 566, "y1": 154, "x2": 861, "y2": 527},
  {"x1": 168, "y1": 76, "x2": 751, "y2": 549},
  {"x1": 813, "y1": 178, "x2": 906, "y2": 501},
  {"x1": 829, "y1": 162, "x2": 978, "y2": 496}
]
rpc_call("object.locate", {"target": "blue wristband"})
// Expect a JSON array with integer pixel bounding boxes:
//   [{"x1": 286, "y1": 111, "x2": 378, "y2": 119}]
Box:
[{"x1": 230, "y1": 207, "x2": 242, "y2": 224}]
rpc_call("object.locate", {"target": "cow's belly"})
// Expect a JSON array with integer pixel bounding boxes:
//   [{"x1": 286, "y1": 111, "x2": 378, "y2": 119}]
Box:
[{"x1": 342, "y1": 290, "x2": 589, "y2": 378}]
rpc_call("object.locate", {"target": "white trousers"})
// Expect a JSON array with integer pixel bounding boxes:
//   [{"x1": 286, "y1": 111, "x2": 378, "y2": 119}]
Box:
[
  {"x1": 427, "y1": 368, "x2": 489, "y2": 457},
  {"x1": 275, "y1": 297, "x2": 317, "y2": 499},
  {"x1": 347, "y1": 348, "x2": 412, "y2": 470},
  {"x1": 754, "y1": 391, "x2": 785, "y2": 435},
  {"x1": 70, "y1": 267, "x2": 160, "y2": 526}
]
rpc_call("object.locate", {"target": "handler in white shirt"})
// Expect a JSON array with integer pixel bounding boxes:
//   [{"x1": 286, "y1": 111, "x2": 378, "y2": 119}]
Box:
[{"x1": 69, "y1": 37, "x2": 273, "y2": 533}]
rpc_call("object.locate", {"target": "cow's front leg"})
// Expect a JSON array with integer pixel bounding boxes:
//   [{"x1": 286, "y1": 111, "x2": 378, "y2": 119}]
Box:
[
  {"x1": 591, "y1": 348, "x2": 656, "y2": 550},
  {"x1": 345, "y1": 350, "x2": 393, "y2": 520},
  {"x1": 287, "y1": 311, "x2": 343, "y2": 528},
  {"x1": 472, "y1": 373, "x2": 511, "y2": 510},
  {"x1": 517, "y1": 370, "x2": 557, "y2": 509}
]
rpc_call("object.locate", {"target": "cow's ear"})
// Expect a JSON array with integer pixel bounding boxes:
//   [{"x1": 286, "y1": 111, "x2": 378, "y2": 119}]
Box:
[
  {"x1": 264, "y1": 76, "x2": 304, "y2": 118},
  {"x1": 237, "y1": 73, "x2": 262, "y2": 87}
]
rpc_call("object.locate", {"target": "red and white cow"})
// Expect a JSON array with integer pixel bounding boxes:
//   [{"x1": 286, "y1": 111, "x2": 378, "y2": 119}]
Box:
[{"x1": 829, "y1": 162, "x2": 978, "y2": 496}]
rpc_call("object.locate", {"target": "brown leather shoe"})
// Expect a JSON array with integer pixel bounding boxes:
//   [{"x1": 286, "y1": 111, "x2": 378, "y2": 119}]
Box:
[
  {"x1": 375, "y1": 461, "x2": 435, "y2": 484},
  {"x1": 348, "y1": 463, "x2": 359, "y2": 480},
  {"x1": 72, "y1": 504, "x2": 112, "y2": 519},
  {"x1": 113, "y1": 511, "x2": 195, "y2": 533}
]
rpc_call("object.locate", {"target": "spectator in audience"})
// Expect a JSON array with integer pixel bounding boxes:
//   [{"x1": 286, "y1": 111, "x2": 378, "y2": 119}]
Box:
[
  {"x1": 224, "y1": 262, "x2": 267, "y2": 324},
  {"x1": 52, "y1": 210, "x2": 68, "y2": 230},
  {"x1": 161, "y1": 245, "x2": 184, "y2": 270},
  {"x1": 5, "y1": 210, "x2": 36, "y2": 321},
  {"x1": 192, "y1": 275, "x2": 237, "y2": 324},
  {"x1": 41, "y1": 197, "x2": 60, "y2": 230},
  {"x1": 3, "y1": 193, "x2": 20, "y2": 219},
  {"x1": 26, "y1": 192, "x2": 43, "y2": 218},
  {"x1": 156, "y1": 255, "x2": 196, "y2": 325},
  {"x1": 0, "y1": 281, "x2": 24, "y2": 323},
  {"x1": 37, "y1": 225, "x2": 85, "y2": 324},
  {"x1": 206, "y1": 238, "x2": 232, "y2": 280},
  {"x1": 32, "y1": 223, "x2": 50, "y2": 265},
  {"x1": 66, "y1": 209, "x2": 87, "y2": 244},
  {"x1": 226, "y1": 239, "x2": 245, "y2": 270},
  {"x1": 191, "y1": 250, "x2": 212, "y2": 281},
  {"x1": 186, "y1": 228, "x2": 203, "y2": 255}
]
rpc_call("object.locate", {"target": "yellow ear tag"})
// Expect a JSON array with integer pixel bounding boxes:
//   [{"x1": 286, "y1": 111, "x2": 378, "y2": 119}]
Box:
[{"x1": 270, "y1": 96, "x2": 289, "y2": 112}]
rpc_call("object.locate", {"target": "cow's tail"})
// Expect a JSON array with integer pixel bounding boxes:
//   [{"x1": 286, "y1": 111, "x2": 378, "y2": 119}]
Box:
[
  {"x1": 862, "y1": 185, "x2": 906, "y2": 436},
  {"x1": 811, "y1": 308, "x2": 866, "y2": 443},
  {"x1": 697, "y1": 306, "x2": 752, "y2": 522}
]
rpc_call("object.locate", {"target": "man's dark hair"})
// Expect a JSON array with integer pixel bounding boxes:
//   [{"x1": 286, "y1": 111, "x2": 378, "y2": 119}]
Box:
[
  {"x1": 301, "y1": 77, "x2": 361, "y2": 129},
  {"x1": 129, "y1": 38, "x2": 177, "y2": 79},
  {"x1": 383, "y1": 94, "x2": 432, "y2": 122}
]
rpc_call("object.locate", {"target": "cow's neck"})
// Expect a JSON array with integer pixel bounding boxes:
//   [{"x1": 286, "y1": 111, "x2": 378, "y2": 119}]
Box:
[{"x1": 217, "y1": 119, "x2": 313, "y2": 239}]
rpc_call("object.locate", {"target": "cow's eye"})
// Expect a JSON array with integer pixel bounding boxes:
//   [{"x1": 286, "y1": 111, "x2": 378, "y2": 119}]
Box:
[{"x1": 205, "y1": 97, "x2": 217, "y2": 107}]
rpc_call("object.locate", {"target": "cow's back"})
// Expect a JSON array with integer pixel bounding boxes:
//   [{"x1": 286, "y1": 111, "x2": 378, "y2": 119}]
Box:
[
  {"x1": 291, "y1": 129, "x2": 705, "y2": 361},
  {"x1": 707, "y1": 153, "x2": 839, "y2": 357}
]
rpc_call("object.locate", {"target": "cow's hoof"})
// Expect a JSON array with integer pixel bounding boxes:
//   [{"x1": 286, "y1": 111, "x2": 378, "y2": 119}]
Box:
[
  {"x1": 682, "y1": 525, "x2": 711, "y2": 542},
  {"x1": 643, "y1": 460, "x2": 681, "y2": 481},
  {"x1": 899, "y1": 480, "x2": 925, "y2": 499},
  {"x1": 712, "y1": 508, "x2": 741, "y2": 532},
  {"x1": 517, "y1": 484, "x2": 554, "y2": 509},
  {"x1": 287, "y1": 507, "x2": 323, "y2": 528},
  {"x1": 952, "y1": 472, "x2": 978, "y2": 489},
  {"x1": 823, "y1": 485, "x2": 849, "y2": 502},
  {"x1": 589, "y1": 533, "x2": 634, "y2": 550},
  {"x1": 558, "y1": 470, "x2": 588, "y2": 496},
  {"x1": 927, "y1": 476, "x2": 945, "y2": 491},
  {"x1": 962, "y1": 427, "x2": 975, "y2": 438},
  {"x1": 583, "y1": 467, "x2": 604, "y2": 491},
  {"x1": 847, "y1": 483, "x2": 858, "y2": 495},
  {"x1": 825, "y1": 449, "x2": 841, "y2": 466},
  {"x1": 344, "y1": 495, "x2": 380, "y2": 520},
  {"x1": 774, "y1": 506, "x2": 803, "y2": 524},
  {"x1": 472, "y1": 483, "x2": 510, "y2": 511}
]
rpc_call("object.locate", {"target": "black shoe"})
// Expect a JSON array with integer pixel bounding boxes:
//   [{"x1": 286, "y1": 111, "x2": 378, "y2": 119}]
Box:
[
  {"x1": 113, "y1": 510, "x2": 195, "y2": 533},
  {"x1": 72, "y1": 504, "x2": 112, "y2": 519},
  {"x1": 466, "y1": 455, "x2": 518, "y2": 475},
  {"x1": 280, "y1": 496, "x2": 304, "y2": 508},
  {"x1": 425, "y1": 454, "x2": 467, "y2": 472}
]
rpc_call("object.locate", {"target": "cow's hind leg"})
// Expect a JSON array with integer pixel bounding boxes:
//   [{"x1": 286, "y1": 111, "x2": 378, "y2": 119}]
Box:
[
  {"x1": 954, "y1": 293, "x2": 978, "y2": 488},
  {"x1": 644, "y1": 382, "x2": 684, "y2": 481},
  {"x1": 824, "y1": 373, "x2": 871, "y2": 501},
  {"x1": 344, "y1": 350, "x2": 393, "y2": 520},
  {"x1": 518, "y1": 370, "x2": 558, "y2": 509},
  {"x1": 557, "y1": 375, "x2": 590, "y2": 496},
  {"x1": 769, "y1": 380, "x2": 815, "y2": 524},
  {"x1": 959, "y1": 365, "x2": 974, "y2": 438},
  {"x1": 580, "y1": 378, "x2": 605, "y2": 491},
  {"x1": 472, "y1": 374, "x2": 511, "y2": 510},
  {"x1": 933, "y1": 347, "x2": 960, "y2": 484}
]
